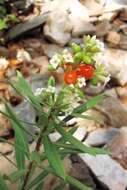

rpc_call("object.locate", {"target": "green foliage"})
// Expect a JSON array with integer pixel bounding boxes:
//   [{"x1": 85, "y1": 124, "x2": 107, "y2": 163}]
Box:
[
  {"x1": 0, "y1": 2, "x2": 19, "y2": 30},
  {"x1": 0, "y1": 72, "x2": 108, "y2": 190},
  {"x1": 0, "y1": 174, "x2": 9, "y2": 190}
]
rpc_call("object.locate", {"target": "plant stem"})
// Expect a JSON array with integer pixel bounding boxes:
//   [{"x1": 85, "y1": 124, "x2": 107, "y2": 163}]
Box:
[{"x1": 21, "y1": 126, "x2": 46, "y2": 190}]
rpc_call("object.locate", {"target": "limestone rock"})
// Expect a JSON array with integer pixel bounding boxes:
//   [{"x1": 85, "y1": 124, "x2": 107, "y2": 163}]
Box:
[
  {"x1": 95, "y1": 20, "x2": 111, "y2": 37},
  {"x1": 106, "y1": 31, "x2": 121, "y2": 45},
  {"x1": 43, "y1": 10, "x2": 72, "y2": 46},
  {"x1": 85, "y1": 128, "x2": 119, "y2": 147},
  {"x1": 80, "y1": 154, "x2": 127, "y2": 190},
  {"x1": 43, "y1": 0, "x2": 90, "y2": 44},
  {"x1": 73, "y1": 127, "x2": 87, "y2": 141},
  {"x1": 80, "y1": 0, "x2": 106, "y2": 16},
  {"x1": 107, "y1": 127, "x2": 127, "y2": 170},
  {"x1": 32, "y1": 56, "x2": 49, "y2": 75},
  {"x1": 97, "y1": 96, "x2": 127, "y2": 128},
  {"x1": 5, "y1": 13, "x2": 48, "y2": 42},
  {"x1": 96, "y1": 48, "x2": 127, "y2": 86},
  {"x1": 42, "y1": 43, "x2": 64, "y2": 58},
  {"x1": 119, "y1": 35, "x2": 127, "y2": 50}
]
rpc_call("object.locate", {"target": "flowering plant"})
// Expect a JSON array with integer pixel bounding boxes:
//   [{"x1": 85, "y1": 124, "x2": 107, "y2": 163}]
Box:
[{"x1": 0, "y1": 36, "x2": 109, "y2": 190}]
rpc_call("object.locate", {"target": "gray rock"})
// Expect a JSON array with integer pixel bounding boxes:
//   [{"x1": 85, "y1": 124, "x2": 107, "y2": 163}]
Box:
[
  {"x1": 84, "y1": 84, "x2": 105, "y2": 95},
  {"x1": 95, "y1": 20, "x2": 111, "y2": 37},
  {"x1": 80, "y1": 154, "x2": 127, "y2": 190},
  {"x1": 14, "y1": 101, "x2": 36, "y2": 142},
  {"x1": 85, "y1": 128, "x2": 119, "y2": 147},
  {"x1": 73, "y1": 127, "x2": 87, "y2": 141},
  {"x1": 49, "y1": 132, "x2": 61, "y2": 142},
  {"x1": 96, "y1": 48, "x2": 127, "y2": 86},
  {"x1": 119, "y1": 35, "x2": 127, "y2": 50},
  {"x1": 27, "y1": 74, "x2": 49, "y2": 93},
  {"x1": 43, "y1": 10, "x2": 72, "y2": 46},
  {"x1": 42, "y1": 43, "x2": 64, "y2": 58},
  {"x1": 107, "y1": 127, "x2": 127, "y2": 170},
  {"x1": 97, "y1": 96, "x2": 127, "y2": 128},
  {"x1": 43, "y1": 0, "x2": 90, "y2": 45},
  {"x1": 5, "y1": 13, "x2": 49, "y2": 42}
]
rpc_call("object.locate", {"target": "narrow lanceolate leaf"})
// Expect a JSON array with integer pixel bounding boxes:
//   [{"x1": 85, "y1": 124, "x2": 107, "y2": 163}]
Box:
[
  {"x1": 10, "y1": 71, "x2": 42, "y2": 111},
  {"x1": 27, "y1": 166, "x2": 51, "y2": 189},
  {"x1": 0, "y1": 175, "x2": 9, "y2": 190},
  {"x1": 66, "y1": 175, "x2": 91, "y2": 190},
  {"x1": 7, "y1": 170, "x2": 26, "y2": 182},
  {"x1": 54, "y1": 124, "x2": 107, "y2": 155},
  {"x1": 72, "y1": 113, "x2": 100, "y2": 123},
  {"x1": 5, "y1": 103, "x2": 29, "y2": 170},
  {"x1": 63, "y1": 94, "x2": 105, "y2": 122},
  {"x1": 34, "y1": 181, "x2": 44, "y2": 190},
  {"x1": 43, "y1": 135, "x2": 66, "y2": 180}
]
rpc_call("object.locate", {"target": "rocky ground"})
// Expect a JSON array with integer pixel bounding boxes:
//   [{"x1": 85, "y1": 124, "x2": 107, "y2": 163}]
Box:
[{"x1": 0, "y1": 0, "x2": 127, "y2": 189}]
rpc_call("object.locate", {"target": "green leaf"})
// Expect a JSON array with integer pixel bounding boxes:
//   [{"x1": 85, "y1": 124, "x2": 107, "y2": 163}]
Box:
[
  {"x1": 7, "y1": 170, "x2": 26, "y2": 182},
  {"x1": 83, "y1": 54, "x2": 92, "y2": 64},
  {"x1": 27, "y1": 166, "x2": 51, "y2": 189},
  {"x1": 10, "y1": 71, "x2": 42, "y2": 111},
  {"x1": 7, "y1": 14, "x2": 19, "y2": 22},
  {"x1": 0, "y1": 174, "x2": 9, "y2": 190},
  {"x1": 72, "y1": 113, "x2": 100, "y2": 123},
  {"x1": 71, "y1": 43, "x2": 81, "y2": 53},
  {"x1": 43, "y1": 135, "x2": 66, "y2": 179},
  {"x1": 57, "y1": 127, "x2": 77, "y2": 144},
  {"x1": 34, "y1": 181, "x2": 44, "y2": 190},
  {"x1": 54, "y1": 124, "x2": 107, "y2": 155},
  {"x1": 0, "y1": 19, "x2": 7, "y2": 30},
  {"x1": 66, "y1": 175, "x2": 91, "y2": 190},
  {"x1": 30, "y1": 151, "x2": 41, "y2": 165},
  {"x1": 74, "y1": 52, "x2": 83, "y2": 63},
  {"x1": 63, "y1": 94, "x2": 104, "y2": 122},
  {"x1": 5, "y1": 103, "x2": 29, "y2": 169},
  {"x1": 48, "y1": 76, "x2": 55, "y2": 87}
]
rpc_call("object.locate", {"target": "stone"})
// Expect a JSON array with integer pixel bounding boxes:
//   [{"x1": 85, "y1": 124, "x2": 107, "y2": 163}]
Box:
[
  {"x1": 98, "y1": 11, "x2": 118, "y2": 21},
  {"x1": 120, "y1": 8, "x2": 127, "y2": 21},
  {"x1": 27, "y1": 74, "x2": 49, "y2": 93},
  {"x1": 106, "y1": 31, "x2": 121, "y2": 45},
  {"x1": 98, "y1": 48, "x2": 127, "y2": 86},
  {"x1": 107, "y1": 127, "x2": 127, "y2": 170},
  {"x1": 49, "y1": 132, "x2": 61, "y2": 142},
  {"x1": 32, "y1": 56, "x2": 49, "y2": 75},
  {"x1": 80, "y1": 154, "x2": 127, "y2": 190},
  {"x1": 84, "y1": 84, "x2": 105, "y2": 95},
  {"x1": 0, "y1": 143, "x2": 13, "y2": 154},
  {"x1": 116, "y1": 86, "x2": 127, "y2": 99},
  {"x1": 85, "y1": 128, "x2": 119, "y2": 147},
  {"x1": 72, "y1": 22, "x2": 95, "y2": 36},
  {"x1": 119, "y1": 35, "x2": 127, "y2": 50},
  {"x1": 43, "y1": 0, "x2": 90, "y2": 44},
  {"x1": 80, "y1": 0, "x2": 106, "y2": 16},
  {"x1": 69, "y1": 154, "x2": 109, "y2": 190},
  {"x1": 42, "y1": 43, "x2": 64, "y2": 58},
  {"x1": 76, "y1": 109, "x2": 106, "y2": 132},
  {"x1": 43, "y1": 10, "x2": 72, "y2": 46},
  {"x1": 5, "y1": 13, "x2": 49, "y2": 42},
  {"x1": 97, "y1": 96, "x2": 127, "y2": 128},
  {"x1": 73, "y1": 127, "x2": 87, "y2": 141},
  {"x1": 14, "y1": 101, "x2": 36, "y2": 142},
  {"x1": 95, "y1": 20, "x2": 111, "y2": 37}
]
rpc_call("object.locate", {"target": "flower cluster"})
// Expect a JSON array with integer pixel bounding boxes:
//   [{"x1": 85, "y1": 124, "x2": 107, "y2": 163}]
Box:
[{"x1": 48, "y1": 35, "x2": 110, "y2": 89}]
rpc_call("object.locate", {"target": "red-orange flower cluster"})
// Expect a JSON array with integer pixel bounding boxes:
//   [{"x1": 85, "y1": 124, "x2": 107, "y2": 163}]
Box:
[{"x1": 64, "y1": 63, "x2": 94, "y2": 85}]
